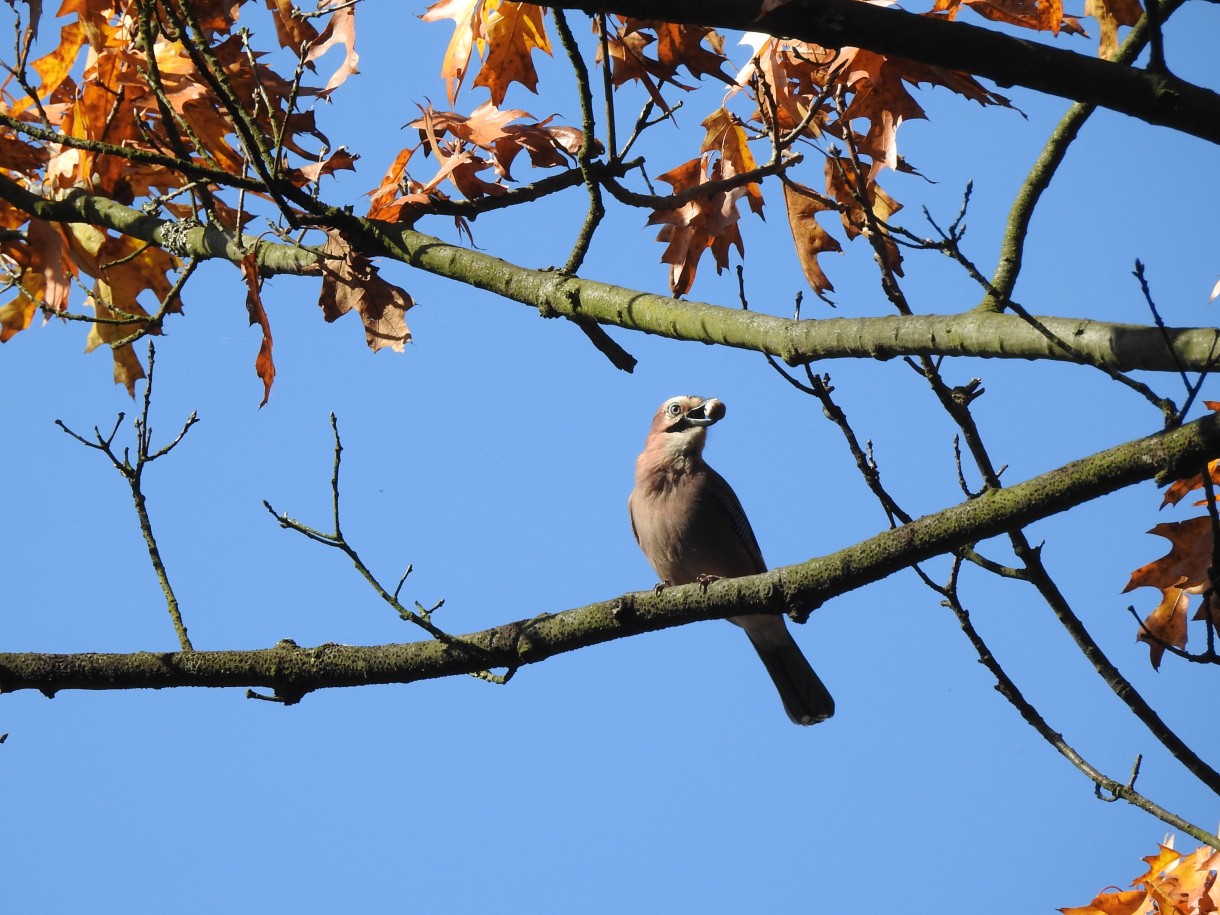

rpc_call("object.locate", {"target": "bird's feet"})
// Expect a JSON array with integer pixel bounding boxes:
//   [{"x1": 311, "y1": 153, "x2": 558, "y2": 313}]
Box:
[
  {"x1": 696, "y1": 573, "x2": 721, "y2": 590},
  {"x1": 653, "y1": 580, "x2": 671, "y2": 594}
]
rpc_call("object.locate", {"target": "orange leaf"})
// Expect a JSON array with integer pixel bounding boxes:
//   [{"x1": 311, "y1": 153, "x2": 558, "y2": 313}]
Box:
[
  {"x1": 701, "y1": 107, "x2": 762, "y2": 216},
  {"x1": 422, "y1": 0, "x2": 481, "y2": 104},
  {"x1": 782, "y1": 181, "x2": 840, "y2": 298},
  {"x1": 1136, "y1": 588, "x2": 1189, "y2": 669},
  {"x1": 1062, "y1": 842, "x2": 1220, "y2": 915},
  {"x1": 83, "y1": 281, "x2": 150, "y2": 396},
  {"x1": 1086, "y1": 0, "x2": 1143, "y2": 58},
  {"x1": 241, "y1": 254, "x2": 275, "y2": 408},
  {"x1": 1057, "y1": 889, "x2": 1153, "y2": 915},
  {"x1": 648, "y1": 156, "x2": 745, "y2": 296},
  {"x1": 27, "y1": 21, "x2": 87, "y2": 109},
  {"x1": 266, "y1": 0, "x2": 320, "y2": 51},
  {"x1": 1123, "y1": 517, "x2": 1214, "y2": 594},
  {"x1": 473, "y1": 1, "x2": 551, "y2": 106}
]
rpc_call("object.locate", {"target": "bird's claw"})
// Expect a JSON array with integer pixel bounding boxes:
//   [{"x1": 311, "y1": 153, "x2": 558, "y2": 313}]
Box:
[{"x1": 696, "y1": 573, "x2": 721, "y2": 589}]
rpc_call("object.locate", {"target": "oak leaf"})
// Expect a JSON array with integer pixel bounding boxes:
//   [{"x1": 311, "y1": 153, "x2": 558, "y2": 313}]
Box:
[
  {"x1": 782, "y1": 181, "x2": 841, "y2": 298},
  {"x1": 1124, "y1": 517, "x2": 1214, "y2": 595},
  {"x1": 318, "y1": 230, "x2": 413, "y2": 352},
  {"x1": 472, "y1": 1, "x2": 551, "y2": 106},
  {"x1": 1086, "y1": 0, "x2": 1144, "y2": 59},
  {"x1": 241, "y1": 254, "x2": 276, "y2": 407},
  {"x1": 1124, "y1": 516, "x2": 1215, "y2": 668},
  {"x1": 305, "y1": 5, "x2": 360, "y2": 96},
  {"x1": 422, "y1": 0, "x2": 481, "y2": 104},
  {"x1": 648, "y1": 154, "x2": 746, "y2": 297},
  {"x1": 1059, "y1": 841, "x2": 1220, "y2": 915},
  {"x1": 266, "y1": 0, "x2": 320, "y2": 52},
  {"x1": 701, "y1": 107, "x2": 763, "y2": 216}
]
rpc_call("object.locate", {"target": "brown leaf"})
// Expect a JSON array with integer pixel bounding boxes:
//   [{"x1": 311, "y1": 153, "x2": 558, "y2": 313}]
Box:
[
  {"x1": 84, "y1": 281, "x2": 150, "y2": 396},
  {"x1": 1085, "y1": 0, "x2": 1143, "y2": 58},
  {"x1": 782, "y1": 181, "x2": 841, "y2": 297},
  {"x1": 701, "y1": 107, "x2": 763, "y2": 216},
  {"x1": 422, "y1": 0, "x2": 481, "y2": 104},
  {"x1": 825, "y1": 157, "x2": 904, "y2": 276},
  {"x1": 1136, "y1": 587, "x2": 1190, "y2": 669},
  {"x1": 306, "y1": 5, "x2": 359, "y2": 96},
  {"x1": 241, "y1": 254, "x2": 275, "y2": 407},
  {"x1": 648, "y1": 156, "x2": 745, "y2": 296},
  {"x1": 318, "y1": 230, "x2": 413, "y2": 352},
  {"x1": 1123, "y1": 517, "x2": 1214, "y2": 595},
  {"x1": 266, "y1": 0, "x2": 320, "y2": 51},
  {"x1": 297, "y1": 147, "x2": 359, "y2": 183}
]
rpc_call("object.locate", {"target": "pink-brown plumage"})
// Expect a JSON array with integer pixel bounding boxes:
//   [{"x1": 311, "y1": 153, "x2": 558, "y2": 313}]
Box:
[{"x1": 629, "y1": 395, "x2": 834, "y2": 725}]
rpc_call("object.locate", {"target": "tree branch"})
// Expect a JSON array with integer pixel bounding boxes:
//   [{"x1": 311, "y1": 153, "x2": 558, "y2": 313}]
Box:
[
  {"x1": 5, "y1": 409, "x2": 1220, "y2": 695},
  {"x1": 553, "y1": 0, "x2": 1220, "y2": 144}
]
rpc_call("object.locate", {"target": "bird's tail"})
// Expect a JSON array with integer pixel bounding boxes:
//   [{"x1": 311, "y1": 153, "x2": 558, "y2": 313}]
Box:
[{"x1": 737, "y1": 615, "x2": 835, "y2": 726}]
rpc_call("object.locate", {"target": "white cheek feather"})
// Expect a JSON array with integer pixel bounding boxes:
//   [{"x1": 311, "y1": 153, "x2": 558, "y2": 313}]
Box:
[{"x1": 661, "y1": 426, "x2": 704, "y2": 465}]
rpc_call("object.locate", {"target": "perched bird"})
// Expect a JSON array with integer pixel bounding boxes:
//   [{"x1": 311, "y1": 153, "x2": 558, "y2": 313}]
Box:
[{"x1": 628, "y1": 395, "x2": 835, "y2": 726}]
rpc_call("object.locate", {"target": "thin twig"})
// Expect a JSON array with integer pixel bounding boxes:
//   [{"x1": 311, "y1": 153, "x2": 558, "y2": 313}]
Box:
[
  {"x1": 263, "y1": 414, "x2": 517, "y2": 683},
  {"x1": 55, "y1": 343, "x2": 197, "y2": 651}
]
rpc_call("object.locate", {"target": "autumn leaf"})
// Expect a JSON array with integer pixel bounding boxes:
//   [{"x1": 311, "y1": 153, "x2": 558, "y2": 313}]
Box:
[
  {"x1": 648, "y1": 155, "x2": 746, "y2": 296},
  {"x1": 318, "y1": 230, "x2": 413, "y2": 352},
  {"x1": 266, "y1": 0, "x2": 320, "y2": 52},
  {"x1": 1136, "y1": 586, "x2": 1190, "y2": 669},
  {"x1": 938, "y1": 0, "x2": 1086, "y2": 36},
  {"x1": 826, "y1": 157, "x2": 904, "y2": 276},
  {"x1": 26, "y1": 21, "x2": 87, "y2": 110},
  {"x1": 1058, "y1": 888, "x2": 1154, "y2": 915},
  {"x1": 1086, "y1": 0, "x2": 1144, "y2": 59},
  {"x1": 241, "y1": 254, "x2": 275, "y2": 407},
  {"x1": 1059, "y1": 840, "x2": 1220, "y2": 915},
  {"x1": 422, "y1": 0, "x2": 481, "y2": 104},
  {"x1": 1125, "y1": 517, "x2": 1214, "y2": 595},
  {"x1": 701, "y1": 107, "x2": 763, "y2": 216},
  {"x1": 84, "y1": 280, "x2": 151, "y2": 396},
  {"x1": 1124, "y1": 515, "x2": 1217, "y2": 667},
  {"x1": 298, "y1": 147, "x2": 360, "y2": 183},
  {"x1": 783, "y1": 181, "x2": 841, "y2": 298},
  {"x1": 473, "y1": 1, "x2": 551, "y2": 106},
  {"x1": 305, "y1": 4, "x2": 359, "y2": 96}
]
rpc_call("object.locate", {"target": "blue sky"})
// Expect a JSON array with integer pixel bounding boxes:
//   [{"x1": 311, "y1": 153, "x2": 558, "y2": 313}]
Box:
[{"x1": 2, "y1": 2, "x2": 1218, "y2": 911}]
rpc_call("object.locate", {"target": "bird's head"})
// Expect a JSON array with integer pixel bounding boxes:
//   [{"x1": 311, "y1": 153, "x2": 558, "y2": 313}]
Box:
[{"x1": 647, "y1": 395, "x2": 726, "y2": 456}]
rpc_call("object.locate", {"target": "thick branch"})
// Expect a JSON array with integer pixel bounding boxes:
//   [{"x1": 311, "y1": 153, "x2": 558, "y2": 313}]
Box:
[
  {"x1": 0, "y1": 173, "x2": 320, "y2": 276},
  {"x1": 5, "y1": 175, "x2": 1218, "y2": 372},
  {"x1": 553, "y1": 0, "x2": 1220, "y2": 144},
  {"x1": 374, "y1": 223, "x2": 1220, "y2": 373},
  {"x1": 4, "y1": 410, "x2": 1220, "y2": 695}
]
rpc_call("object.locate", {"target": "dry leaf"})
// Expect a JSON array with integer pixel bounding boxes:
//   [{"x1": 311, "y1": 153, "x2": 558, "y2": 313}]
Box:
[{"x1": 318, "y1": 230, "x2": 413, "y2": 352}]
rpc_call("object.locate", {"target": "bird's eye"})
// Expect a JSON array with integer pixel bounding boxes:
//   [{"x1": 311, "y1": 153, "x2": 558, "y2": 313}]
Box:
[{"x1": 666, "y1": 403, "x2": 682, "y2": 416}]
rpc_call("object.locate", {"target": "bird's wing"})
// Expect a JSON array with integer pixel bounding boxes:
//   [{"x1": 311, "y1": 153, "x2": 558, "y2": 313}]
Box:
[
  {"x1": 628, "y1": 494, "x2": 641, "y2": 545},
  {"x1": 703, "y1": 466, "x2": 766, "y2": 573}
]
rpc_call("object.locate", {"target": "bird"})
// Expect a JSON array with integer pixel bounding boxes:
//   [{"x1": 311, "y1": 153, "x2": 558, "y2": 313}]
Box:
[{"x1": 628, "y1": 394, "x2": 835, "y2": 726}]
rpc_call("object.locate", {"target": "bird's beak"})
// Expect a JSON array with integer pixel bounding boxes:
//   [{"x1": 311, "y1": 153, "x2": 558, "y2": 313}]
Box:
[{"x1": 684, "y1": 398, "x2": 725, "y2": 426}]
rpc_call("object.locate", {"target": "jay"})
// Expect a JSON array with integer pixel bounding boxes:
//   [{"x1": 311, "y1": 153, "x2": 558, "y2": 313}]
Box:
[{"x1": 629, "y1": 395, "x2": 834, "y2": 726}]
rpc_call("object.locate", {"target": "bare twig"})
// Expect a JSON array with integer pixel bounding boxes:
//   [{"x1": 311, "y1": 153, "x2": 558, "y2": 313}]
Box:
[
  {"x1": 262, "y1": 414, "x2": 517, "y2": 683},
  {"x1": 55, "y1": 343, "x2": 197, "y2": 651}
]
